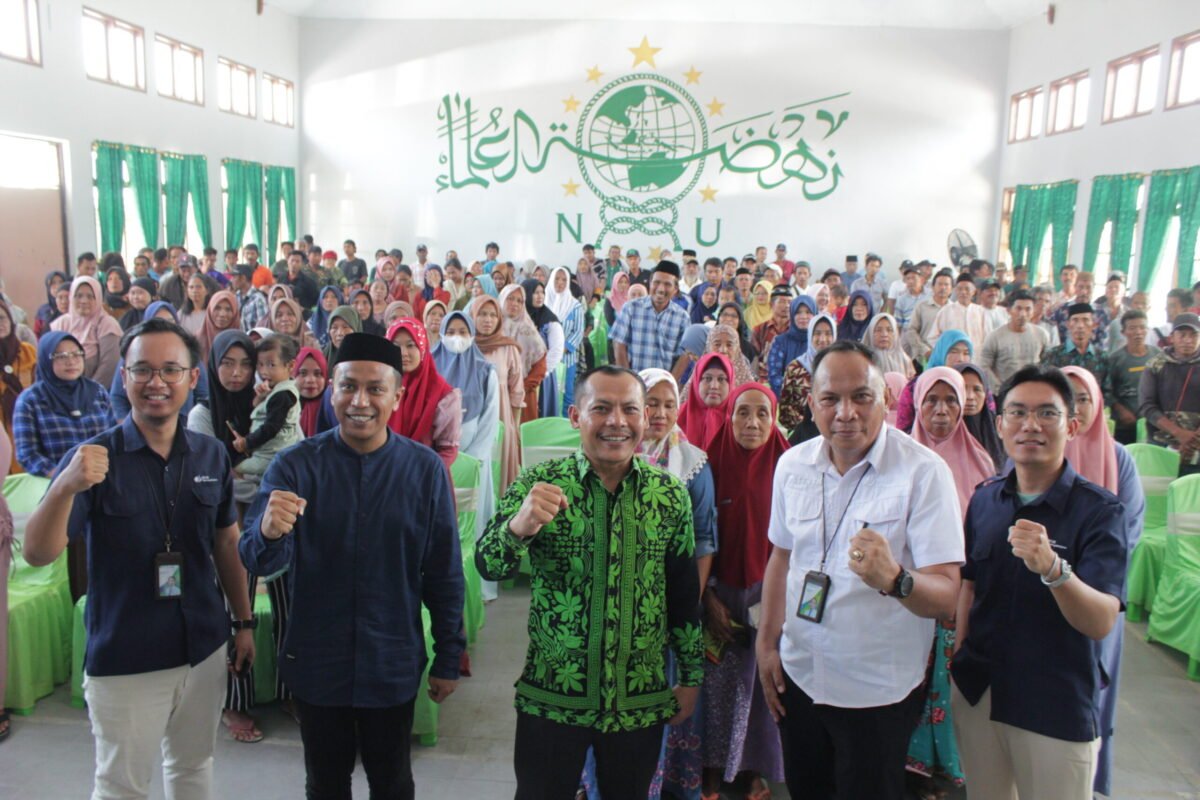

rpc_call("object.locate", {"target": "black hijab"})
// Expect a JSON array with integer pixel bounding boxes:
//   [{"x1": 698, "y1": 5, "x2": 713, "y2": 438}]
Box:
[
  {"x1": 521, "y1": 278, "x2": 559, "y2": 330},
  {"x1": 119, "y1": 278, "x2": 160, "y2": 331},
  {"x1": 350, "y1": 289, "x2": 386, "y2": 336},
  {"x1": 206, "y1": 329, "x2": 256, "y2": 464},
  {"x1": 955, "y1": 363, "x2": 1006, "y2": 472},
  {"x1": 104, "y1": 267, "x2": 132, "y2": 310}
]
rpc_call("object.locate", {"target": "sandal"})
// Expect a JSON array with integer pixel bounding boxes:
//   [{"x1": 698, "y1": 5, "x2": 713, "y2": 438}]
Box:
[
  {"x1": 221, "y1": 711, "x2": 264, "y2": 743},
  {"x1": 0, "y1": 710, "x2": 10, "y2": 743}
]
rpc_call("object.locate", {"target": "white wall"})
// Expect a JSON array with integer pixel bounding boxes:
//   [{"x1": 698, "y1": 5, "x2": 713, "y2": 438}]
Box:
[
  {"x1": 997, "y1": 0, "x2": 1200, "y2": 276},
  {"x1": 298, "y1": 19, "x2": 1009, "y2": 272},
  {"x1": 0, "y1": 0, "x2": 300, "y2": 265}
]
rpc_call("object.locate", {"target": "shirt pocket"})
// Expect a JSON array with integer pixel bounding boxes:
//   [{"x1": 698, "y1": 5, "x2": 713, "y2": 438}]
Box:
[
  {"x1": 851, "y1": 494, "x2": 908, "y2": 555},
  {"x1": 189, "y1": 483, "x2": 223, "y2": 546}
]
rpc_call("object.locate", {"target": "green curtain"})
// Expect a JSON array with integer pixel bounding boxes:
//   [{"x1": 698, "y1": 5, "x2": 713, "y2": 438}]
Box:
[
  {"x1": 224, "y1": 160, "x2": 251, "y2": 252},
  {"x1": 281, "y1": 167, "x2": 297, "y2": 241},
  {"x1": 265, "y1": 166, "x2": 284, "y2": 265},
  {"x1": 1177, "y1": 167, "x2": 1200, "y2": 288},
  {"x1": 162, "y1": 153, "x2": 189, "y2": 248},
  {"x1": 246, "y1": 162, "x2": 264, "y2": 250},
  {"x1": 1048, "y1": 181, "x2": 1078, "y2": 276},
  {"x1": 1138, "y1": 168, "x2": 1200, "y2": 292},
  {"x1": 124, "y1": 147, "x2": 160, "y2": 250},
  {"x1": 1008, "y1": 180, "x2": 1077, "y2": 288},
  {"x1": 186, "y1": 155, "x2": 212, "y2": 249},
  {"x1": 93, "y1": 142, "x2": 125, "y2": 255},
  {"x1": 1083, "y1": 174, "x2": 1144, "y2": 275}
]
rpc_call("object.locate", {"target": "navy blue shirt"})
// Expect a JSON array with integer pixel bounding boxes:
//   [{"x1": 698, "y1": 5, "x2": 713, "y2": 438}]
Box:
[
  {"x1": 240, "y1": 429, "x2": 465, "y2": 708},
  {"x1": 951, "y1": 463, "x2": 1127, "y2": 742},
  {"x1": 62, "y1": 417, "x2": 237, "y2": 677}
]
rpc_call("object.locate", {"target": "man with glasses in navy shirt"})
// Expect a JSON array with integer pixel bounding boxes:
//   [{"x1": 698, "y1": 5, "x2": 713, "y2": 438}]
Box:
[
  {"x1": 24, "y1": 318, "x2": 253, "y2": 800},
  {"x1": 951, "y1": 364, "x2": 1126, "y2": 800}
]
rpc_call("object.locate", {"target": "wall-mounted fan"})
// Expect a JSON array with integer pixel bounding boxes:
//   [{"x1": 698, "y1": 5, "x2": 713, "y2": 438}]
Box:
[{"x1": 947, "y1": 229, "x2": 979, "y2": 269}]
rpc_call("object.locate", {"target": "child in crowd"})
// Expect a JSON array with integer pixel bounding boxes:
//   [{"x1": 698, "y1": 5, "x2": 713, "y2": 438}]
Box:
[{"x1": 228, "y1": 334, "x2": 301, "y2": 480}]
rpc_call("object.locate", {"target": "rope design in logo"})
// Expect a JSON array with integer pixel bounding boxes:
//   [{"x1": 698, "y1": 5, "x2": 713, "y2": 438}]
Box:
[{"x1": 597, "y1": 196, "x2": 681, "y2": 248}]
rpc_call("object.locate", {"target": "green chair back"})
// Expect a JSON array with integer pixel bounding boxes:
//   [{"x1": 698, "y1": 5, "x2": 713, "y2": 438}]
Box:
[
  {"x1": 3, "y1": 474, "x2": 62, "y2": 586},
  {"x1": 1137, "y1": 417, "x2": 1148, "y2": 443},
  {"x1": 1166, "y1": 474, "x2": 1200, "y2": 571},
  {"x1": 520, "y1": 417, "x2": 581, "y2": 468},
  {"x1": 1128, "y1": 444, "x2": 1180, "y2": 531},
  {"x1": 589, "y1": 304, "x2": 609, "y2": 367},
  {"x1": 491, "y1": 424, "x2": 504, "y2": 498}
]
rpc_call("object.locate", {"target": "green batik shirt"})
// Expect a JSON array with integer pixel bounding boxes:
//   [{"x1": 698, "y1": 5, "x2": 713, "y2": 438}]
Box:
[{"x1": 477, "y1": 452, "x2": 704, "y2": 732}]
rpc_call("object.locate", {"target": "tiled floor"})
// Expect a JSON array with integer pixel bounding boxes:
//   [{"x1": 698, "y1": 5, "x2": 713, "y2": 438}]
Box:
[{"x1": 2, "y1": 588, "x2": 1199, "y2": 799}]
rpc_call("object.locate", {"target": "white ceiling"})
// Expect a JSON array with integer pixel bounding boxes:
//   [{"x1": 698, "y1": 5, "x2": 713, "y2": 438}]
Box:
[{"x1": 267, "y1": 0, "x2": 1048, "y2": 30}]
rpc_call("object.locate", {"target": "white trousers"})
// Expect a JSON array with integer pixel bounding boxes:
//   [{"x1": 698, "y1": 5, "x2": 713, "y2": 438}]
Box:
[
  {"x1": 83, "y1": 645, "x2": 226, "y2": 800},
  {"x1": 951, "y1": 684, "x2": 1100, "y2": 800}
]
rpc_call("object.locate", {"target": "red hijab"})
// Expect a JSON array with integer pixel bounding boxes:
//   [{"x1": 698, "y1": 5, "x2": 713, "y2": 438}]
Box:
[
  {"x1": 677, "y1": 353, "x2": 733, "y2": 449},
  {"x1": 385, "y1": 318, "x2": 453, "y2": 445},
  {"x1": 292, "y1": 347, "x2": 328, "y2": 438},
  {"x1": 706, "y1": 383, "x2": 790, "y2": 588}
]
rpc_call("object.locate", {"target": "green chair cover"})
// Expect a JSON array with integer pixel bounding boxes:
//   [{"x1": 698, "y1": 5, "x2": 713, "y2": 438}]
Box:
[
  {"x1": 589, "y1": 304, "x2": 609, "y2": 367},
  {"x1": 519, "y1": 417, "x2": 581, "y2": 468},
  {"x1": 252, "y1": 592, "x2": 277, "y2": 702},
  {"x1": 5, "y1": 474, "x2": 72, "y2": 713},
  {"x1": 411, "y1": 605, "x2": 439, "y2": 746},
  {"x1": 491, "y1": 424, "x2": 503, "y2": 500},
  {"x1": 1147, "y1": 475, "x2": 1200, "y2": 680},
  {"x1": 1125, "y1": 444, "x2": 1180, "y2": 621},
  {"x1": 451, "y1": 453, "x2": 485, "y2": 644},
  {"x1": 1137, "y1": 417, "x2": 1147, "y2": 443}
]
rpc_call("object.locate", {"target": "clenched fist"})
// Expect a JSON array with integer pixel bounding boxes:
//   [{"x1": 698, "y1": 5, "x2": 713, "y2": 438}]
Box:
[
  {"x1": 262, "y1": 490, "x2": 308, "y2": 540},
  {"x1": 508, "y1": 482, "x2": 569, "y2": 539},
  {"x1": 1008, "y1": 519, "x2": 1056, "y2": 576},
  {"x1": 60, "y1": 445, "x2": 109, "y2": 494}
]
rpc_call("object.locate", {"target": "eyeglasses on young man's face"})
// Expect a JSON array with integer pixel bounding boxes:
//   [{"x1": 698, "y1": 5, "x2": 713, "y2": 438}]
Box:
[{"x1": 125, "y1": 365, "x2": 190, "y2": 384}]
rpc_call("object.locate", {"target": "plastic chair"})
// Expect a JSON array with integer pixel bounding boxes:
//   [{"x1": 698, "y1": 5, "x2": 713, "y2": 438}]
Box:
[
  {"x1": 520, "y1": 417, "x2": 581, "y2": 468},
  {"x1": 1147, "y1": 474, "x2": 1200, "y2": 680},
  {"x1": 589, "y1": 304, "x2": 609, "y2": 367},
  {"x1": 451, "y1": 453, "x2": 485, "y2": 645},
  {"x1": 1125, "y1": 444, "x2": 1180, "y2": 621},
  {"x1": 1137, "y1": 417, "x2": 1148, "y2": 444}
]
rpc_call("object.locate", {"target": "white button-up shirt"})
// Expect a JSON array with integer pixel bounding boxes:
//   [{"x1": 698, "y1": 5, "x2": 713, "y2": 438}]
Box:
[{"x1": 768, "y1": 424, "x2": 965, "y2": 708}]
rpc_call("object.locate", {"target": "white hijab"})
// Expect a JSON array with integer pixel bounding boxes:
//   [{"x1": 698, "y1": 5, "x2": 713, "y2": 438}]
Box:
[
  {"x1": 544, "y1": 266, "x2": 579, "y2": 323},
  {"x1": 637, "y1": 368, "x2": 708, "y2": 484}
]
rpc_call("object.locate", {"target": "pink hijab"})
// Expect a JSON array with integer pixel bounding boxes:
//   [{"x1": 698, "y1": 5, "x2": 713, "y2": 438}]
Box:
[
  {"x1": 911, "y1": 367, "x2": 995, "y2": 518},
  {"x1": 51, "y1": 276, "x2": 123, "y2": 362},
  {"x1": 1061, "y1": 366, "x2": 1119, "y2": 494},
  {"x1": 883, "y1": 371, "x2": 907, "y2": 427}
]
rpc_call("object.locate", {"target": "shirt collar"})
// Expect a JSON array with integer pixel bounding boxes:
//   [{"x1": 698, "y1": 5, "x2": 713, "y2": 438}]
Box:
[
  {"x1": 573, "y1": 449, "x2": 644, "y2": 488},
  {"x1": 999, "y1": 461, "x2": 1077, "y2": 513},
  {"x1": 809, "y1": 423, "x2": 889, "y2": 476},
  {"x1": 1064, "y1": 339, "x2": 1094, "y2": 355},
  {"x1": 119, "y1": 415, "x2": 190, "y2": 458}
]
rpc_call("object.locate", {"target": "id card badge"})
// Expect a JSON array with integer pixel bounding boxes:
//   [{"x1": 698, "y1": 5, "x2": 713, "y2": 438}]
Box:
[
  {"x1": 796, "y1": 570, "x2": 831, "y2": 624},
  {"x1": 155, "y1": 552, "x2": 184, "y2": 600}
]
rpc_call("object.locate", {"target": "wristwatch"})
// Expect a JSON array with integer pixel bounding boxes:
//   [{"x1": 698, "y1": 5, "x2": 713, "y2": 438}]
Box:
[
  {"x1": 230, "y1": 617, "x2": 258, "y2": 632},
  {"x1": 883, "y1": 567, "x2": 914, "y2": 599},
  {"x1": 1041, "y1": 557, "x2": 1073, "y2": 588}
]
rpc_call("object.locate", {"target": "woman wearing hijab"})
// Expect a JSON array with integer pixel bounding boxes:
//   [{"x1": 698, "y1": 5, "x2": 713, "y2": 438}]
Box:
[
  {"x1": 779, "y1": 313, "x2": 837, "y2": 443},
  {"x1": 1060, "y1": 366, "x2": 1145, "y2": 799},
  {"x1": 50, "y1": 275, "x2": 122, "y2": 388},
  {"x1": 765, "y1": 295, "x2": 817, "y2": 398},
  {"x1": 422, "y1": 300, "x2": 448, "y2": 350},
  {"x1": 953, "y1": 363, "x2": 1005, "y2": 472},
  {"x1": 293, "y1": 347, "x2": 332, "y2": 438},
  {"x1": 35, "y1": 270, "x2": 69, "y2": 337},
  {"x1": 744, "y1": 280, "x2": 774, "y2": 330},
  {"x1": 197, "y1": 290, "x2": 240, "y2": 362},
  {"x1": 604, "y1": 272, "x2": 632, "y2": 327},
  {"x1": 307, "y1": 285, "x2": 344, "y2": 347},
  {"x1": 865, "y1": 313, "x2": 916, "y2": 379},
  {"x1": 906, "y1": 367, "x2": 994, "y2": 793},
  {"x1": 498, "y1": 284, "x2": 549, "y2": 424},
  {"x1": 677, "y1": 353, "x2": 734, "y2": 450},
  {"x1": 705, "y1": 324, "x2": 755, "y2": 387},
  {"x1": 382, "y1": 300, "x2": 414, "y2": 330},
  {"x1": 267, "y1": 297, "x2": 318, "y2": 350},
  {"x1": 717, "y1": 302, "x2": 759, "y2": 361},
  {"x1": 0, "y1": 302, "x2": 36, "y2": 472},
  {"x1": 520, "y1": 279, "x2": 564, "y2": 419},
  {"x1": 544, "y1": 267, "x2": 585, "y2": 417},
  {"x1": 690, "y1": 283, "x2": 720, "y2": 325},
  {"x1": 184, "y1": 329, "x2": 265, "y2": 743},
  {"x1": 701, "y1": 383, "x2": 788, "y2": 799},
  {"x1": 469, "y1": 296, "x2": 524, "y2": 491},
  {"x1": 102, "y1": 266, "x2": 133, "y2": 323},
  {"x1": 118, "y1": 277, "x2": 159, "y2": 332},
  {"x1": 675, "y1": 324, "x2": 711, "y2": 386},
  {"x1": 322, "y1": 305, "x2": 362, "y2": 364},
  {"x1": 346, "y1": 289, "x2": 384, "y2": 337},
  {"x1": 895, "y1": 330, "x2": 974, "y2": 433},
  {"x1": 837, "y1": 289, "x2": 874, "y2": 342},
  {"x1": 385, "y1": 318, "x2": 462, "y2": 472},
  {"x1": 421, "y1": 266, "x2": 451, "y2": 307}
]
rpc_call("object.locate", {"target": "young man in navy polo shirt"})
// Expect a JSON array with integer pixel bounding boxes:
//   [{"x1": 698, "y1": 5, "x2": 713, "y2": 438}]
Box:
[
  {"x1": 951, "y1": 365, "x2": 1127, "y2": 799},
  {"x1": 25, "y1": 318, "x2": 253, "y2": 800}
]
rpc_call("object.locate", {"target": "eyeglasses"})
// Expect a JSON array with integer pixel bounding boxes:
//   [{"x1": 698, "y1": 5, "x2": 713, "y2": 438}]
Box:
[
  {"x1": 1002, "y1": 407, "x2": 1065, "y2": 424},
  {"x1": 50, "y1": 350, "x2": 85, "y2": 363},
  {"x1": 125, "y1": 365, "x2": 190, "y2": 384}
]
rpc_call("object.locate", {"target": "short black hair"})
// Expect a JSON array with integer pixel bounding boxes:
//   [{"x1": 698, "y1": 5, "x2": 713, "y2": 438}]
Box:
[
  {"x1": 1007, "y1": 289, "x2": 1035, "y2": 304},
  {"x1": 1060, "y1": 263, "x2": 1078, "y2": 274},
  {"x1": 486, "y1": 241, "x2": 499, "y2": 251},
  {"x1": 308, "y1": 246, "x2": 323, "y2": 256},
  {"x1": 996, "y1": 364, "x2": 1075, "y2": 418},
  {"x1": 225, "y1": 249, "x2": 238, "y2": 257},
  {"x1": 444, "y1": 257, "x2": 462, "y2": 270},
  {"x1": 865, "y1": 253, "x2": 882, "y2": 266},
  {"x1": 256, "y1": 332, "x2": 299, "y2": 364},
  {"x1": 203, "y1": 247, "x2": 217, "y2": 257},
  {"x1": 244, "y1": 243, "x2": 259, "y2": 252},
  {"x1": 288, "y1": 250, "x2": 305, "y2": 261},
  {"x1": 704, "y1": 257, "x2": 723, "y2": 269},
  {"x1": 77, "y1": 252, "x2": 96, "y2": 264},
  {"x1": 119, "y1": 317, "x2": 202, "y2": 368},
  {"x1": 100, "y1": 252, "x2": 125, "y2": 271},
  {"x1": 154, "y1": 248, "x2": 169, "y2": 262},
  {"x1": 1121, "y1": 309, "x2": 1148, "y2": 330},
  {"x1": 302, "y1": 235, "x2": 314, "y2": 245},
  {"x1": 573, "y1": 365, "x2": 646, "y2": 406},
  {"x1": 1169, "y1": 288, "x2": 1192, "y2": 306}
]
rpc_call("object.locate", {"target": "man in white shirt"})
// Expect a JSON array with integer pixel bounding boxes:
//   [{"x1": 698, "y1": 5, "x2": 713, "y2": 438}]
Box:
[
  {"x1": 902, "y1": 268, "x2": 953, "y2": 362},
  {"x1": 978, "y1": 280, "x2": 1009, "y2": 331},
  {"x1": 931, "y1": 273, "x2": 991, "y2": 353},
  {"x1": 791, "y1": 261, "x2": 813, "y2": 296},
  {"x1": 757, "y1": 341, "x2": 964, "y2": 800}
]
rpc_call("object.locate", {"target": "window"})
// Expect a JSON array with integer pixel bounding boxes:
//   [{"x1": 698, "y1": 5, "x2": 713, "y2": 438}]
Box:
[
  {"x1": 1093, "y1": 180, "x2": 1146, "y2": 279},
  {"x1": 91, "y1": 152, "x2": 150, "y2": 265},
  {"x1": 0, "y1": 0, "x2": 40, "y2": 65},
  {"x1": 1047, "y1": 71, "x2": 1090, "y2": 134},
  {"x1": 82, "y1": 7, "x2": 145, "y2": 91},
  {"x1": 1007, "y1": 86, "x2": 1044, "y2": 143},
  {"x1": 155, "y1": 35, "x2": 203, "y2": 105},
  {"x1": 0, "y1": 133, "x2": 60, "y2": 190},
  {"x1": 262, "y1": 73, "x2": 295, "y2": 127},
  {"x1": 217, "y1": 56, "x2": 255, "y2": 118},
  {"x1": 1104, "y1": 46, "x2": 1160, "y2": 122},
  {"x1": 1167, "y1": 30, "x2": 1200, "y2": 110},
  {"x1": 998, "y1": 187, "x2": 1016, "y2": 269}
]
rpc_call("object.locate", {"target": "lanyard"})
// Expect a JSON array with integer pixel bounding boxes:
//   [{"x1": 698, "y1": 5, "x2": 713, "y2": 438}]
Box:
[{"x1": 818, "y1": 465, "x2": 871, "y2": 572}]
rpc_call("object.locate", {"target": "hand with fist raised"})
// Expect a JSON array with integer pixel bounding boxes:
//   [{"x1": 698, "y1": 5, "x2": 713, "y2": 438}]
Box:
[
  {"x1": 60, "y1": 444, "x2": 110, "y2": 494},
  {"x1": 507, "y1": 482, "x2": 569, "y2": 539},
  {"x1": 262, "y1": 490, "x2": 308, "y2": 540}
]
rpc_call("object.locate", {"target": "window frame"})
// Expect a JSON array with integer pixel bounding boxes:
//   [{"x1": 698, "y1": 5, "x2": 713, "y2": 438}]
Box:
[
  {"x1": 261, "y1": 72, "x2": 295, "y2": 128},
  {"x1": 81, "y1": 6, "x2": 146, "y2": 92},
  {"x1": 0, "y1": 0, "x2": 41, "y2": 66},
  {"x1": 998, "y1": 187, "x2": 1016, "y2": 270},
  {"x1": 1007, "y1": 85, "x2": 1044, "y2": 144},
  {"x1": 1166, "y1": 29, "x2": 1200, "y2": 111},
  {"x1": 216, "y1": 55, "x2": 257, "y2": 119},
  {"x1": 1046, "y1": 70, "x2": 1090, "y2": 135},
  {"x1": 154, "y1": 33, "x2": 204, "y2": 106},
  {"x1": 1103, "y1": 45, "x2": 1161, "y2": 123}
]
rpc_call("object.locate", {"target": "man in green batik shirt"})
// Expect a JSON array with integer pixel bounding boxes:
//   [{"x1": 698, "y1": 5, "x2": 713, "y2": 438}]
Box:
[{"x1": 477, "y1": 366, "x2": 704, "y2": 799}]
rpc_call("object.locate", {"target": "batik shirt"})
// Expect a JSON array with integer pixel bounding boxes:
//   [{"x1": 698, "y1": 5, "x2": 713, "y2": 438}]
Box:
[{"x1": 477, "y1": 452, "x2": 704, "y2": 732}]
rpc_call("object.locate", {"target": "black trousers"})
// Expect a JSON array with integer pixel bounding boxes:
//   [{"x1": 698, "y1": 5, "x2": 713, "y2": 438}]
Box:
[
  {"x1": 1113, "y1": 422, "x2": 1137, "y2": 446},
  {"x1": 777, "y1": 672, "x2": 924, "y2": 800},
  {"x1": 513, "y1": 711, "x2": 663, "y2": 799},
  {"x1": 296, "y1": 698, "x2": 415, "y2": 800}
]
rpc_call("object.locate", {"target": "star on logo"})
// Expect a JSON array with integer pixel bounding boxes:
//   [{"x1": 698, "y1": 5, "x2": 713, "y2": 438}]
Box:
[
  {"x1": 683, "y1": 66, "x2": 702, "y2": 85},
  {"x1": 706, "y1": 98, "x2": 725, "y2": 117},
  {"x1": 649, "y1": 246, "x2": 664, "y2": 261},
  {"x1": 586, "y1": 65, "x2": 603, "y2": 83},
  {"x1": 562, "y1": 95, "x2": 581, "y2": 113},
  {"x1": 628, "y1": 36, "x2": 662, "y2": 69},
  {"x1": 562, "y1": 178, "x2": 581, "y2": 197},
  {"x1": 699, "y1": 185, "x2": 718, "y2": 203}
]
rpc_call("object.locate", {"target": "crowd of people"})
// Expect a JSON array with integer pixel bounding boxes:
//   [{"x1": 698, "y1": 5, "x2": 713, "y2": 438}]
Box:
[{"x1": 3, "y1": 236, "x2": 1194, "y2": 800}]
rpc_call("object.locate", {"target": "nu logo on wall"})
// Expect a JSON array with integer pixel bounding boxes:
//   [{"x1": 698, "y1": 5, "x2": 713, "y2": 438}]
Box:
[{"x1": 437, "y1": 36, "x2": 850, "y2": 250}]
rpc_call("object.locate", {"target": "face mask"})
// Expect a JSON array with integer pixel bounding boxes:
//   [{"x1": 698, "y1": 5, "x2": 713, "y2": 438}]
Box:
[{"x1": 442, "y1": 335, "x2": 473, "y2": 354}]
